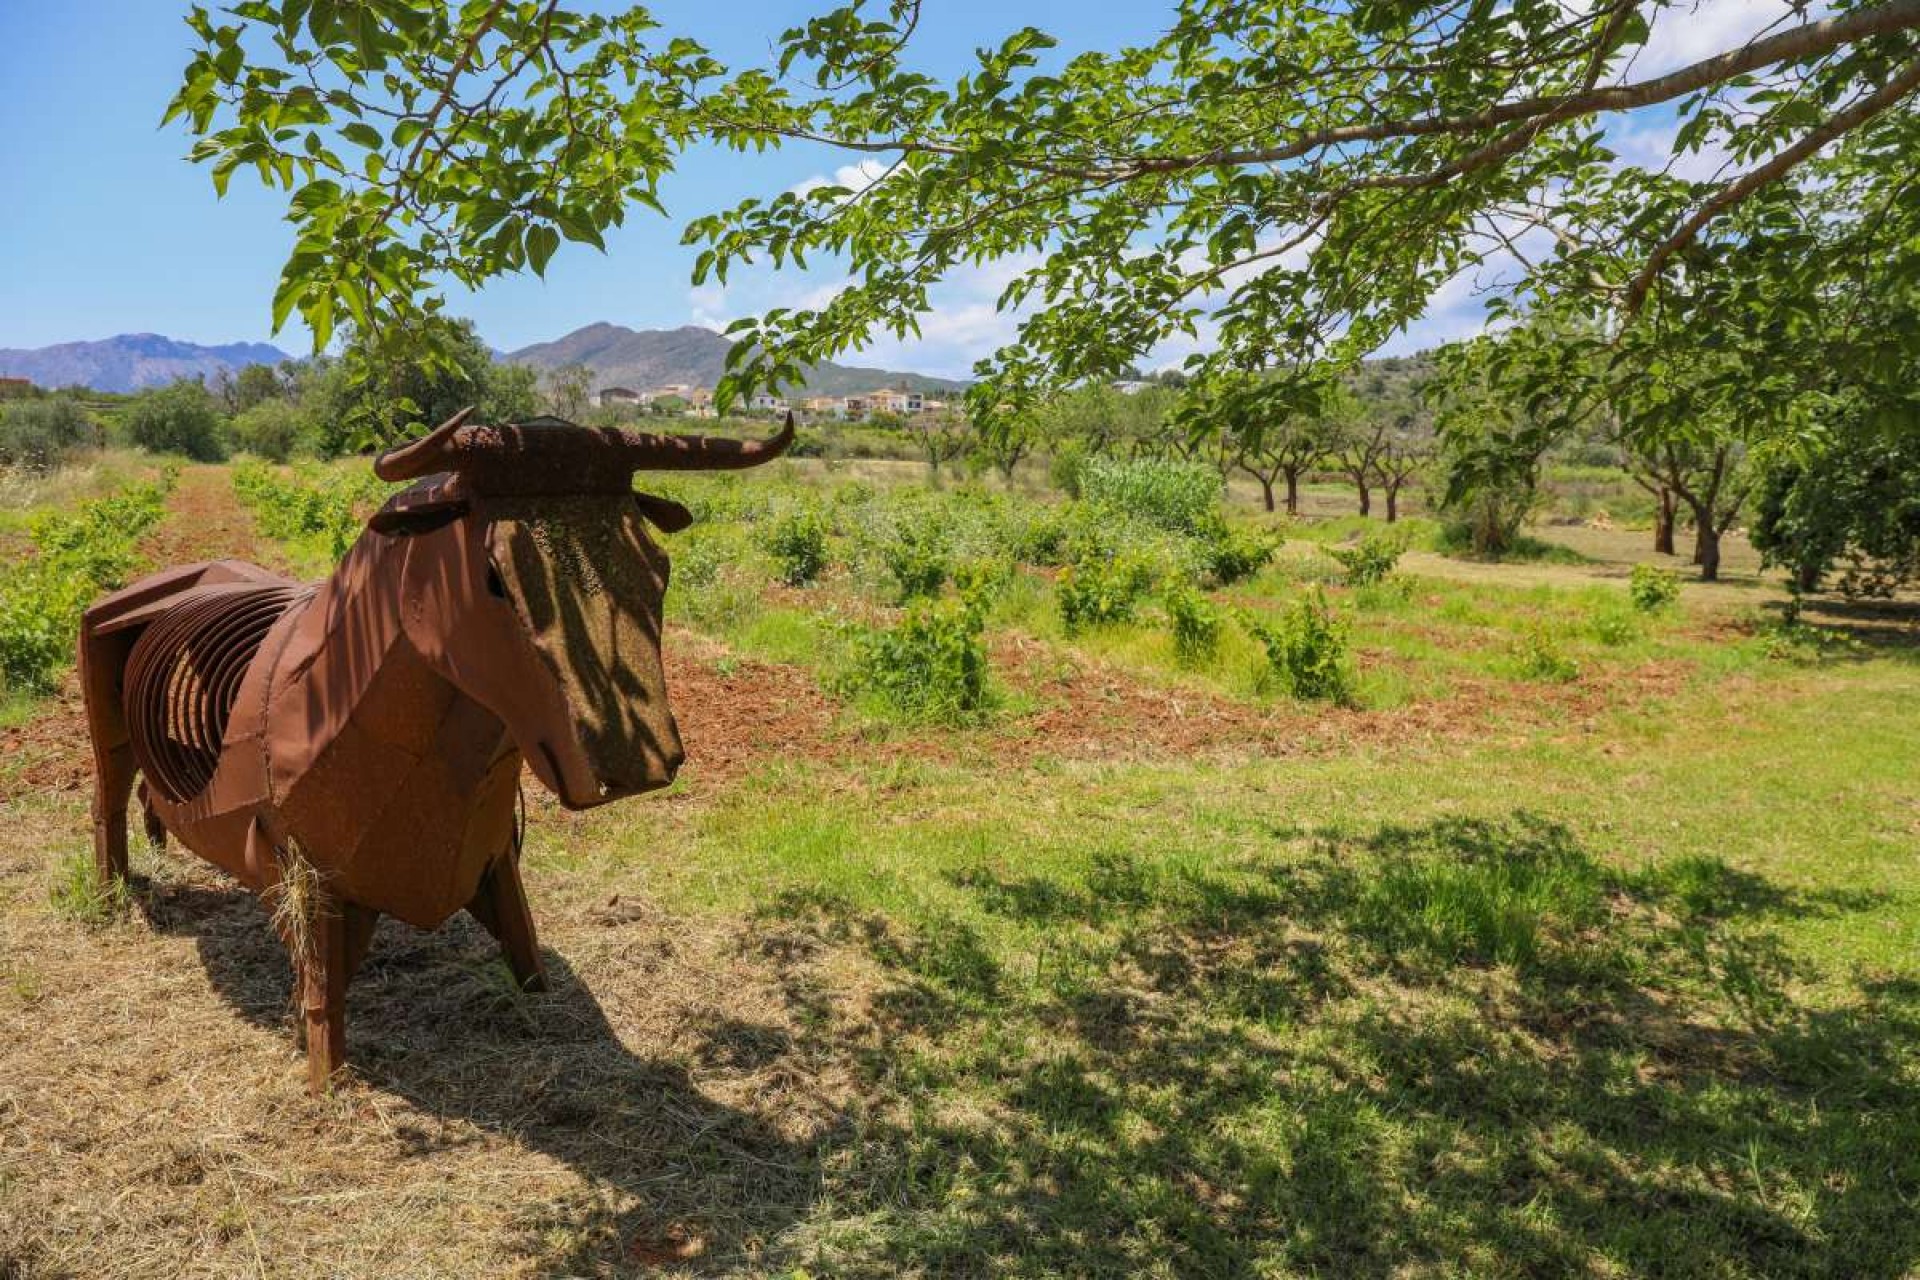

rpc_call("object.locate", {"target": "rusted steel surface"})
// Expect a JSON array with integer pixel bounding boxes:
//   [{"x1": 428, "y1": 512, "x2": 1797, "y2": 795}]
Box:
[
  {"x1": 78, "y1": 411, "x2": 793, "y2": 1091},
  {"x1": 123, "y1": 582, "x2": 311, "y2": 803}
]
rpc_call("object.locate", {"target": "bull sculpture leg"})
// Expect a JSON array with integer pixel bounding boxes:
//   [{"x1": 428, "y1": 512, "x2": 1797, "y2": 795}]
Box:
[
  {"x1": 288, "y1": 893, "x2": 380, "y2": 1091},
  {"x1": 77, "y1": 621, "x2": 137, "y2": 887},
  {"x1": 467, "y1": 853, "x2": 548, "y2": 993}
]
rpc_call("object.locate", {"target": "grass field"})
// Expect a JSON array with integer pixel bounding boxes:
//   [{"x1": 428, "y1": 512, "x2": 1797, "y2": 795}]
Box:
[{"x1": 2, "y1": 453, "x2": 1917, "y2": 1278}]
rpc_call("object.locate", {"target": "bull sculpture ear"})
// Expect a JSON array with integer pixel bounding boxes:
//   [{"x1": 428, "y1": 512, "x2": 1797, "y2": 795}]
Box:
[
  {"x1": 368, "y1": 496, "x2": 470, "y2": 537},
  {"x1": 632, "y1": 492, "x2": 694, "y2": 533}
]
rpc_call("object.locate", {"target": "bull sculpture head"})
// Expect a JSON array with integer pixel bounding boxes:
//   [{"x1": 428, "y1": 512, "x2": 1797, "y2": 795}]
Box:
[{"x1": 368, "y1": 407, "x2": 794, "y2": 809}]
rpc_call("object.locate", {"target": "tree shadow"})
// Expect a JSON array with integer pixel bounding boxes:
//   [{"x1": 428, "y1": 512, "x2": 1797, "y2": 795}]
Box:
[
  {"x1": 125, "y1": 809, "x2": 1920, "y2": 1277},
  {"x1": 1749, "y1": 596, "x2": 1920, "y2": 662},
  {"x1": 752, "y1": 812, "x2": 1920, "y2": 1277},
  {"x1": 135, "y1": 876, "x2": 830, "y2": 1275}
]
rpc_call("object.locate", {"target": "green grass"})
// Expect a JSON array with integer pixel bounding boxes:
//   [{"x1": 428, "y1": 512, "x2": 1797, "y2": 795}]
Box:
[
  {"x1": 526, "y1": 659, "x2": 1920, "y2": 1277},
  {"x1": 46, "y1": 848, "x2": 129, "y2": 924}
]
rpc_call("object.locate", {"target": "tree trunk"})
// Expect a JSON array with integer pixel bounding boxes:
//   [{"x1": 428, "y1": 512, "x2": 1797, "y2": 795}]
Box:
[
  {"x1": 1354, "y1": 476, "x2": 1371, "y2": 517},
  {"x1": 1257, "y1": 474, "x2": 1277, "y2": 512},
  {"x1": 1284, "y1": 470, "x2": 1301, "y2": 516},
  {"x1": 1385, "y1": 483, "x2": 1401, "y2": 523},
  {"x1": 1653, "y1": 489, "x2": 1676, "y2": 555},
  {"x1": 1691, "y1": 515, "x2": 1721, "y2": 582}
]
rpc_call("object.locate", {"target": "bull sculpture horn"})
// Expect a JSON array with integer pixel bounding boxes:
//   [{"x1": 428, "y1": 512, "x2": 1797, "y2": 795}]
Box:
[
  {"x1": 373, "y1": 405, "x2": 478, "y2": 482},
  {"x1": 373, "y1": 408, "x2": 796, "y2": 484}
]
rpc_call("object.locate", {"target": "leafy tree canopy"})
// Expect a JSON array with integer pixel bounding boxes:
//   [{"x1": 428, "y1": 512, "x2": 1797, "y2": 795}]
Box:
[{"x1": 168, "y1": 0, "x2": 1920, "y2": 439}]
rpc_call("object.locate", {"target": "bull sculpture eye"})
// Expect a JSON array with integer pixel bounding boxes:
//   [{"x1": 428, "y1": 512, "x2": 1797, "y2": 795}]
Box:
[{"x1": 485, "y1": 561, "x2": 508, "y2": 599}]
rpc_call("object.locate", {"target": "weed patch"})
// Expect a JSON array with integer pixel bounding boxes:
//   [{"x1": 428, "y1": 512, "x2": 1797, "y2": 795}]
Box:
[
  {"x1": 0, "y1": 472, "x2": 173, "y2": 695},
  {"x1": 1058, "y1": 552, "x2": 1156, "y2": 633},
  {"x1": 230, "y1": 459, "x2": 388, "y2": 562},
  {"x1": 48, "y1": 848, "x2": 129, "y2": 924},
  {"x1": 1630, "y1": 562, "x2": 1681, "y2": 611},
  {"x1": 1243, "y1": 588, "x2": 1355, "y2": 703},
  {"x1": 839, "y1": 596, "x2": 993, "y2": 724},
  {"x1": 767, "y1": 507, "x2": 830, "y2": 586}
]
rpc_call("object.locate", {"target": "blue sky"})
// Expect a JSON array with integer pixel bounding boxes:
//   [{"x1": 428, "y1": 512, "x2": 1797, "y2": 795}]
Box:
[
  {"x1": 0, "y1": 0, "x2": 1176, "y2": 374},
  {"x1": 0, "y1": 2, "x2": 1768, "y2": 375}
]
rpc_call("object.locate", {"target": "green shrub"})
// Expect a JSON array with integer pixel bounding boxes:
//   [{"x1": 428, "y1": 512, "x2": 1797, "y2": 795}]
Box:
[
  {"x1": 1005, "y1": 505, "x2": 1073, "y2": 566},
  {"x1": 231, "y1": 461, "x2": 387, "y2": 561},
  {"x1": 1243, "y1": 588, "x2": 1355, "y2": 703},
  {"x1": 1164, "y1": 586, "x2": 1222, "y2": 664},
  {"x1": 229, "y1": 399, "x2": 314, "y2": 462},
  {"x1": 1629, "y1": 563, "x2": 1681, "y2": 612},
  {"x1": 0, "y1": 399, "x2": 98, "y2": 471},
  {"x1": 669, "y1": 530, "x2": 726, "y2": 591},
  {"x1": 768, "y1": 507, "x2": 830, "y2": 586},
  {"x1": 883, "y1": 523, "x2": 950, "y2": 602},
  {"x1": 0, "y1": 475, "x2": 173, "y2": 695},
  {"x1": 840, "y1": 597, "x2": 993, "y2": 724},
  {"x1": 952, "y1": 556, "x2": 1014, "y2": 603},
  {"x1": 1236, "y1": 587, "x2": 1359, "y2": 702},
  {"x1": 1514, "y1": 625, "x2": 1579, "y2": 682},
  {"x1": 1078, "y1": 456, "x2": 1221, "y2": 534},
  {"x1": 1327, "y1": 531, "x2": 1405, "y2": 587},
  {"x1": 1049, "y1": 440, "x2": 1090, "y2": 497},
  {"x1": 1057, "y1": 552, "x2": 1156, "y2": 633},
  {"x1": 1588, "y1": 603, "x2": 1639, "y2": 647},
  {"x1": 126, "y1": 381, "x2": 227, "y2": 461},
  {"x1": 1198, "y1": 520, "x2": 1278, "y2": 586}
]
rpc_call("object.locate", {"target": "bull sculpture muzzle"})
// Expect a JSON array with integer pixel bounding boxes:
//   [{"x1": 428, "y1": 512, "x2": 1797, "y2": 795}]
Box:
[{"x1": 78, "y1": 409, "x2": 792, "y2": 1089}]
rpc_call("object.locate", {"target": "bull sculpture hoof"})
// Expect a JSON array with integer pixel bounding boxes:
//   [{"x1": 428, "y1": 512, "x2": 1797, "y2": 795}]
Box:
[{"x1": 79, "y1": 410, "x2": 793, "y2": 1090}]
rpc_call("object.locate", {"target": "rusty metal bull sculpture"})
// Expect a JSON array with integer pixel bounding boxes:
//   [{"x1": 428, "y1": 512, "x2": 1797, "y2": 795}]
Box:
[{"x1": 79, "y1": 409, "x2": 792, "y2": 1090}]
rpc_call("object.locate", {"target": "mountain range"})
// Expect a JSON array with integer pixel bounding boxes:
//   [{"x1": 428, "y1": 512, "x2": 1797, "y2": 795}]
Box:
[
  {"x1": 503, "y1": 323, "x2": 968, "y2": 397},
  {"x1": 0, "y1": 334, "x2": 291, "y2": 395},
  {"x1": 0, "y1": 324, "x2": 967, "y2": 398}
]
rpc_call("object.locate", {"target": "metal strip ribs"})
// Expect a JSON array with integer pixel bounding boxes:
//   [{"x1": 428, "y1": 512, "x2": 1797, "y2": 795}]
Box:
[{"x1": 124, "y1": 583, "x2": 307, "y2": 804}]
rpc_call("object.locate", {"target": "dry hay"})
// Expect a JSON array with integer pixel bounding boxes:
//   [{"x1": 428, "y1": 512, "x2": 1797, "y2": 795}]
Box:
[{"x1": 0, "y1": 792, "x2": 885, "y2": 1279}]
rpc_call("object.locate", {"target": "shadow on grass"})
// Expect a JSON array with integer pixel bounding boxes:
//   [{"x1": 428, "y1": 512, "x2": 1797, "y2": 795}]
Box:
[
  {"x1": 746, "y1": 813, "x2": 1920, "y2": 1278},
  {"x1": 1757, "y1": 595, "x2": 1920, "y2": 661},
  {"x1": 126, "y1": 809, "x2": 1920, "y2": 1277},
  {"x1": 136, "y1": 878, "x2": 826, "y2": 1276}
]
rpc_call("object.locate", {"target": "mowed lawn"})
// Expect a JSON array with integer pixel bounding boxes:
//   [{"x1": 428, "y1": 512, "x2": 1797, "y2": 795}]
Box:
[{"x1": 2, "y1": 458, "x2": 1918, "y2": 1278}]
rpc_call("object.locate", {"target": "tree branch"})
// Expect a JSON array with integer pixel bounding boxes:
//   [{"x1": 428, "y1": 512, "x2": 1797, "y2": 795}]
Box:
[{"x1": 1625, "y1": 56, "x2": 1920, "y2": 312}]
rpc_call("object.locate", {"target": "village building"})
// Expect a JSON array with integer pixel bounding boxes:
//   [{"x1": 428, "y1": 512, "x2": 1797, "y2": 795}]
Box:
[{"x1": 866, "y1": 388, "x2": 924, "y2": 415}]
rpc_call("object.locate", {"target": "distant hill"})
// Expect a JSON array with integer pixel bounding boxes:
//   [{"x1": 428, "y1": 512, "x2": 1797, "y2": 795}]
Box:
[
  {"x1": 506, "y1": 323, "x2": 968, "y2": 398},
  {"x1": 0, "y1": 333, "x2": 290, "y2": 394}
]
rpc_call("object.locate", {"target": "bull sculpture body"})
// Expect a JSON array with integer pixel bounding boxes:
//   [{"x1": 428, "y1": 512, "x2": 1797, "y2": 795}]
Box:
[{"x1": 79, "y1": 411, "x2": 792, "y2": 1089}]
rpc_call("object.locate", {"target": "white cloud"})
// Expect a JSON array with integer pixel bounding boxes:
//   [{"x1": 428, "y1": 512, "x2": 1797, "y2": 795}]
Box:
[
  {"x1": 1625, "y1": 0, "x2": 1813, "y2": 79},
  {"x1": 687, "y1": 281, "x2": 732, "y2": 329},
  {"x1": 787, "y1": 159, "x2": 893, "y2": 201}
]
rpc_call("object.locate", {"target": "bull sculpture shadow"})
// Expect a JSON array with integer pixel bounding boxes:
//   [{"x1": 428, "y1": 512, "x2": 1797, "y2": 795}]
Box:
[
  {"x1": 135, "y1": 873, "x2": 824, "y2": 1271},
  {"x1": 79, "y1": 409, "x2": 793, "y2": 1092}
]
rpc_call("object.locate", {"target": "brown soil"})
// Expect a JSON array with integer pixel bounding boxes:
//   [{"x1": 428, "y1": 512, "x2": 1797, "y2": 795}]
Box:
[
  {"x1": 141, "y1": 465, "x2": 296, "y2": 575},
  {"x1": 661, "y1": 632, "x2": 843, "y2": 787}
]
